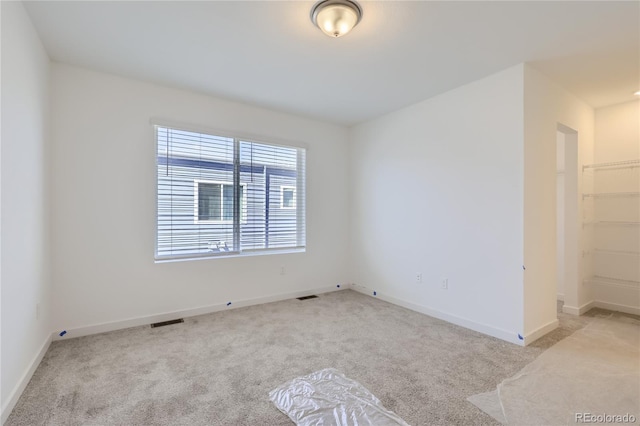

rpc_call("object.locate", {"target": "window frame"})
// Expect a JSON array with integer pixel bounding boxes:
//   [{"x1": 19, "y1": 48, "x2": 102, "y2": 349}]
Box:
[
  {"x1": 193, "y1": 180, "x2": 247, "y2": 224},
  {"x1": 153, "y1": 121, "x2": 307, "y2": 262},
  {"x1": 280, "y1": 185, "x2": 296, "y2": 209}
]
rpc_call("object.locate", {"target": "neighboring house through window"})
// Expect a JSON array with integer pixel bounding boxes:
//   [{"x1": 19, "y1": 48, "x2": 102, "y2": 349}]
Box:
[{"x1": 194, "y1": 181, "x2": 246, "y2": 223}]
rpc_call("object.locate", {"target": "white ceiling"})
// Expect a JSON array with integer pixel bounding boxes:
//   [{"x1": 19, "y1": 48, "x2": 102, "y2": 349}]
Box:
[{"x1": 24, "y1": 1, "x2": 639, "y2": 126}]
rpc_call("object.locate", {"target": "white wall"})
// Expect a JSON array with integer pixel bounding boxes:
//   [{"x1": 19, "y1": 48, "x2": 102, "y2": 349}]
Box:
[
  {"x1": 50, "y1": 64, "x2": 350, "y2": 334},
  {"x1": 1, "y1": 2, "x2": 52, "y2": 420},
  {"x1": 590, "y1": 100, "x2": 639, "y2": 313},
  {"x1": 595, "y1": 101, "x2": 639, "y2": 163},
  {"x1": 349, "y1": 65, "x2": 525, "y2": 344},
  {"x1": 523, "y1": 64, "x2": 595, "y2": 327}
]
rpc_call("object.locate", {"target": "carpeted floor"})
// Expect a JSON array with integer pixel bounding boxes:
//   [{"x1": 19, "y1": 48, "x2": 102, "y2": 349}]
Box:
[{"x1": 5, "y1": 290, "x2": 604, "y2": 425}]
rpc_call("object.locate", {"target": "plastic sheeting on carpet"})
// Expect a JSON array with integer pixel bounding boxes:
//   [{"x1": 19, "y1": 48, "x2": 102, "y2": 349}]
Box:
[
  {"x1": 269, "y1": 368, "x2": 409, "y2": 426},
  {"x1": 468, "y1": 314, "x2": 640, "y2": 425}
]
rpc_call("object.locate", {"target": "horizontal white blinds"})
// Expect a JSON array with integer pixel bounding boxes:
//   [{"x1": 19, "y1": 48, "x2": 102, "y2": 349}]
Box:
[
  {"x1": 239, "y1": 141, "x2": 306, "y2": 250},
  {"x1": 156, "y1": 126, "x2": 306, "y2": 259}
]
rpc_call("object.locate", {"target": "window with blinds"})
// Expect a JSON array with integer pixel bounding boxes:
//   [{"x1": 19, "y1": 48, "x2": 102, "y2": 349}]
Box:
[{"x1": 156, "y1": 126, "x2": 306, "y2": 260}]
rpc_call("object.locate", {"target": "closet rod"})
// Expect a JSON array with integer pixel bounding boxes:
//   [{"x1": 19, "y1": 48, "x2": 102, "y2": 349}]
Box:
[
  {"x1": 583, "y1": 221, "x2": 640, "y2": 227},
  {"x1": 582, "y1": 192, "x2": 640, "y2": 198}
]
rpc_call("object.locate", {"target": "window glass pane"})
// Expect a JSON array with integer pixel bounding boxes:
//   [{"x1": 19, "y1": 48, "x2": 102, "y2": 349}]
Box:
[
  {"x1": 282, "y1": 188, "x2": 295, "y2": 208},
  {"x1": 199, "y1": 183, "x2": 221, "y2": 221},
  {"x1": 239, "y1": 141, "x2": 302, "y2": 250},
  {"x1": 157, "y1": 127, "x2": 234, "y2": 258}
]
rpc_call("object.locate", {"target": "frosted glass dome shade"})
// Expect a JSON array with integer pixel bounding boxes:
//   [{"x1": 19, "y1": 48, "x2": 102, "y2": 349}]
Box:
[{"x1": 311, "y1": 0, "x2": 362, "y2": 38}]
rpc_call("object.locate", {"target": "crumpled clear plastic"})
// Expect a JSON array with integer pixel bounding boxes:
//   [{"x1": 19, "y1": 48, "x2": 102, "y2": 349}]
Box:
[
  {"x1": 269, "y1": 368, "x2": 410, "y2": 426},
  {"x1": 468, "y1": 315, "x2": 640, "y2": 425}
]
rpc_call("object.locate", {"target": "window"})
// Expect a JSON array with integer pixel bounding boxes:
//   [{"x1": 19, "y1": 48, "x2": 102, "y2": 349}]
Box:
[
  {"x1": 194, "y1": 181, "x2": 246, "y2": 223},
  {"x1": 156, "y1": 125, "x2": 306, "y2": 260},
  {"x1": 281, "y1": 186, "x2": 296, "y2": 209}
]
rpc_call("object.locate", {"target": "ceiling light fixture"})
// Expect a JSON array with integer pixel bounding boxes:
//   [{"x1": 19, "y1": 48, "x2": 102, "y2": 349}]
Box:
[
  {"x1": 635, "y1": 91, "x2": 640, "y2": 96},
  {"x1": 310, "y1": 0, "x2": 362, "y2": 38}
]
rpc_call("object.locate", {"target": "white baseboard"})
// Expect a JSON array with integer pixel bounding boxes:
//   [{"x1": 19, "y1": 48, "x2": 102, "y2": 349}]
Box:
[
  {"x1": 593, "y1": 300, "x2": 640, "y2": 316},
  {"x1": 524, "y1": 318, "x2": 559, "y2": 345},
  {"x1": 561, "y1": 299, "x2": 640, "y2": 316},
  {"x1": 350, "y1": 284, "x2": 525, "y2": 346},
  {"x1": 53, "y1": 285, "x2": 346, "y2": 341},
  {"x1": 1, "y1": 334, "x2": 52, "y2": 424},
  {"x1": 562, "y1": 300, "x2": 595, "y2": 315}
]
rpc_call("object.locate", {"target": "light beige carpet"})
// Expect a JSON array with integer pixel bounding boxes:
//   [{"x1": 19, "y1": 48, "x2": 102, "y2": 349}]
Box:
[
  {"x1": 7, "y1": 290, "x2": 596, "y2": 425},
  {"x1": 469, "y1": 313, "x2": 640, "y2": 425}
]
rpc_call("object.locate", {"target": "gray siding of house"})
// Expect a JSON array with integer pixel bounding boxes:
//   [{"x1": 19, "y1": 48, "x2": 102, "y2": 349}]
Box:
[{"x1": 157, "y1": 163, "x2": 297, "y2": 257}]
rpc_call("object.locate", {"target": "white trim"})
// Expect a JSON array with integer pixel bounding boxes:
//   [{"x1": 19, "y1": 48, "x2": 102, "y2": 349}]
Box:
[
  {"x1": 280, "y1": 185, "x2": 296, "y2": 209},
  {"x1": 561, "y1": 299, "x2": 639, "y2": 316},
  {"x1": 593, "y1": 300, "x2": 640, "y2": 316},
  {"x1": 53, "y1": 285, "x2": 346, "y2": 341},
  {"x1": 154, "y1": 246, "x2": 306, "y2": 263},
  {"x1": 523, "y1": 318, "x2": 559, "y2": 345},
  {"x1": 557, "y1": 293, "x2": 564, "y2": 302},
  {"x1": 350, "y1": 284, "x2": 525, "y2": 346},
  {"x1": 1, "y1": 334, "x2": 52, "y2": 424},
  {"x1": 296, "y1": 150, "x2": 306, "y2": 247},
  {"x1": 154, "y1": 123, "x2": 160, "y2": 260},
  {"x1": 562, "y1": 300, "x2": 595, "y2": 315}
]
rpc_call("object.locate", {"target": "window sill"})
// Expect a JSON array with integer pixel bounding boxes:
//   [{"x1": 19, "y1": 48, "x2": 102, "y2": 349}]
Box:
[{"x1": 154, "y1": 247, "x2": 306, "y2": 264}]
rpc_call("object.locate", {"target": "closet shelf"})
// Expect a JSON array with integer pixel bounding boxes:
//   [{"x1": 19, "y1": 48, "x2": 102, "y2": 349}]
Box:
[
  {"x1": 584, "y1": 275, "x2": 640, "y2": 289},
  {"x1": 582, "y1": 159, "x2": 640, "y2": 171},
  {"x1": 582, "y1": 192, "x2": 640, "y2": 199},
  {"x1": 583, "y1": 249, "x2": 640, "y2": 257}
]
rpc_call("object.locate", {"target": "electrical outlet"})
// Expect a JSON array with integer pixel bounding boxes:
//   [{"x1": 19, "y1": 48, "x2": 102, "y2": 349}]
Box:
[
  {"x1": 416, "y1": 273, "x2": 423, "y2": 283},
  {"x1": 440, "y1": 278, "x2": 448, "y2": 289},
  {"x1": 280, "y1": 266, "x2": 286, "y2": 275}
]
